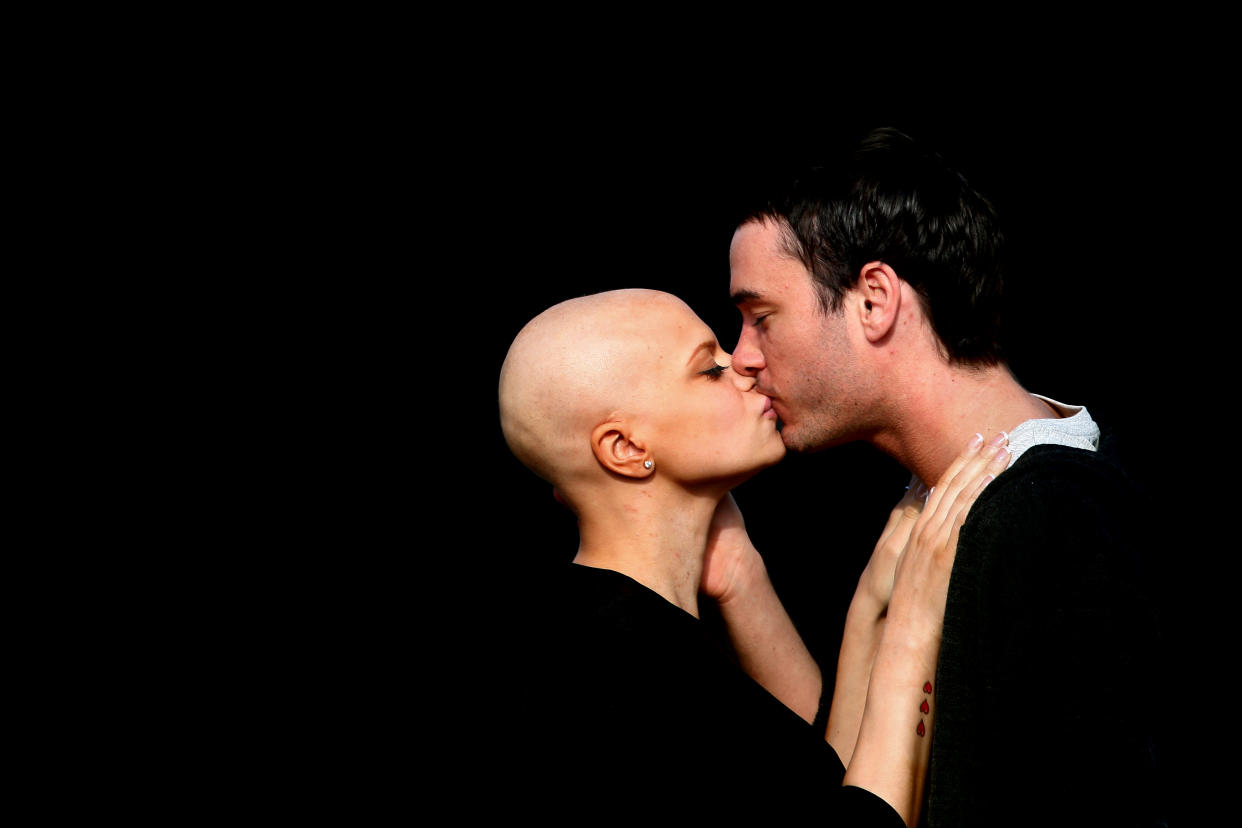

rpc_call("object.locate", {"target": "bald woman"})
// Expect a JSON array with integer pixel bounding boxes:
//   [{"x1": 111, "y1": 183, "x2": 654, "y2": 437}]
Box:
[{"x1": 498, "y1": 290, "x2": 1009, "y2": 825}]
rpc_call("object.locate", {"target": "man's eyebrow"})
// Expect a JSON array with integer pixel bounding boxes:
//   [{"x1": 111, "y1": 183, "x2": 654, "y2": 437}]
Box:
[{"x1": 730, "y1": 289, "x2": 761, "y2": 305}]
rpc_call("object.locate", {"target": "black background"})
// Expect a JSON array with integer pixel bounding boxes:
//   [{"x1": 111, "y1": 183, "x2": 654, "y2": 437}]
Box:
[{"x1": 125, "y1": 31, "x2": 1231, "y2": 822}]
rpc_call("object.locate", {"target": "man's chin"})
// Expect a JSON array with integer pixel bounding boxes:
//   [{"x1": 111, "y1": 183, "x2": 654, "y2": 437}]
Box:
[
  {"x1": 778, "y1": 421, "x2": 810, "y2": 452},
  {"x1": 777, "y1": 420, "x2": 825, "y2": 454}
]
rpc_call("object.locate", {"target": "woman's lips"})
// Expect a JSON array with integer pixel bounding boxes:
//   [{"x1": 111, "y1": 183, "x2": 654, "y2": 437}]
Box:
[{"x1": 762, "y1": 395, "x2": 777, "y2": 418}]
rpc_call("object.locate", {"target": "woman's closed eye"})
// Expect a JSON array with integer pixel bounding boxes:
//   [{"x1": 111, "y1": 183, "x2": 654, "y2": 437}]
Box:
[{"x1": 699, "y1": 363, "x2": 729, "y2": 380}]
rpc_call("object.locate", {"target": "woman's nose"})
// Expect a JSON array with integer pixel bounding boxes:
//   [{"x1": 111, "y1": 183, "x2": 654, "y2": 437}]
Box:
[{"x1": 729, "y1": 364, "x2": 755, "y2": 391}]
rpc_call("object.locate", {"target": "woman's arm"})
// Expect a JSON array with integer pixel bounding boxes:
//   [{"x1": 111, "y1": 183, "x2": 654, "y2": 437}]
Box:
[
  {"x1": 843, "y1": 432, "x2": 1011, "y2": 825},
  {"x1": 826, "y1": 482, "x2": 927, "y2": 765},
  {"x1": 701, "y1": 493, "x2": 822, "y2": 723}
]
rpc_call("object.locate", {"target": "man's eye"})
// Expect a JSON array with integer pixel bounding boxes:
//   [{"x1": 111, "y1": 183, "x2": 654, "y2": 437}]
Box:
[
  {"x1": 699, "y1": 363, "x2": 728, "y2": 380},
  {"x1": 754, "y1": 314, "x2": 771, "y2": 327}
]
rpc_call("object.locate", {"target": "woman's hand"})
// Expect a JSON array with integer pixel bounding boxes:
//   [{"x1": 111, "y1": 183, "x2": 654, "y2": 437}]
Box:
[
  {"x1": 701, "y1": 493, "x2": 760, "y2": 605},
  {"x1": 855, "y1": 481, "x2": 930, "y2": 617},
  {"x1": 889, "y1": 431, "x2": 1011, "y2": 624},
  {"x1": 844, "y1": 432, "x2": 1011, "y2": 825}
]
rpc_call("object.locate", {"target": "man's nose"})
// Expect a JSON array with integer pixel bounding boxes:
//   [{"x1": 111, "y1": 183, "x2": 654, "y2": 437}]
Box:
[{"x1": 731, "y1": 328, "x2": 764, "y2": 377}]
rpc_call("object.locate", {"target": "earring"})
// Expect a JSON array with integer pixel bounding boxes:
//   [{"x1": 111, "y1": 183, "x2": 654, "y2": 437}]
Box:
[{"x1": 643, "y1": 460, "x2": 653, "y2": 469}]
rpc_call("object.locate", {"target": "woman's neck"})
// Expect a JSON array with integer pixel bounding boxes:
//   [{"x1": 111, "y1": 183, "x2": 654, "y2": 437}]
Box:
[{"x1": 572, "y1": 485, "x2": 720, "y2": 618}]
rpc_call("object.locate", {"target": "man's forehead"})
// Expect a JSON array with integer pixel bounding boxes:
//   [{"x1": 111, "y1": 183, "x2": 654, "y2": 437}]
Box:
[{"x1": 729, "y1": 225, "x2": 811, "y2": 303}]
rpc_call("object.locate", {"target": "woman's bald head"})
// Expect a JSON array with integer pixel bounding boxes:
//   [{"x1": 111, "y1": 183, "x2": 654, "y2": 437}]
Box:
[{"x1": 498, "y1": 289, "x2": 690, "y2": 486}]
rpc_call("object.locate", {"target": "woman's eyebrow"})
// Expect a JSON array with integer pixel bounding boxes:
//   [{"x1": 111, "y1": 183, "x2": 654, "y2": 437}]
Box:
[{"x1": 685, "y1": 341, "x2": 716, "y2": 367}]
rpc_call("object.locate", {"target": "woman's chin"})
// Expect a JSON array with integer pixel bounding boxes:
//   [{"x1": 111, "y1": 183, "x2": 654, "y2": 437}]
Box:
[{"x1": 738, "y1": 450, "x2": 787, "y2": 484}]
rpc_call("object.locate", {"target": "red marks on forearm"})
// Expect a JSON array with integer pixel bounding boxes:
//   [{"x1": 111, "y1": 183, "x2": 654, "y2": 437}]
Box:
[{"x1": 918, "y1": 681, "x2": 933, "y2": 737}]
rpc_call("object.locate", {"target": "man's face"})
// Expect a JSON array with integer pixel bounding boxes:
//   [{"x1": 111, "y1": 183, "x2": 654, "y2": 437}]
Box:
[{"x1": 728, "y1": 220, "x2": 872, "y2": 452}]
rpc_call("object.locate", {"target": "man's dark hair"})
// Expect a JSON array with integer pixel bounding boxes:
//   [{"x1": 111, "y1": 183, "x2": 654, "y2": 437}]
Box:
[{"x1": 744, "y1": 127, "x2": 1007, "y2": 366}]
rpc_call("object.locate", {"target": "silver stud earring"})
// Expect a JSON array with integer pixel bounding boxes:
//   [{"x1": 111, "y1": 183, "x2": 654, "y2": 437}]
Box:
[{"x1": 643, "y1": 460, "x2": 653, "y2": 469}]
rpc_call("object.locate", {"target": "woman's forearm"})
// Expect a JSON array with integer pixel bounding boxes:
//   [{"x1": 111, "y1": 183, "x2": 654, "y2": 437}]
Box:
[
  {"x1": 826, "y1": 594, "x2": 886, "y2": 765},
  {"x1": 842, "y1": 616, "x2": 941, "y2": 826},
  {"x1": 714, "y1": 554, "x2": 823, "y2": 724}
]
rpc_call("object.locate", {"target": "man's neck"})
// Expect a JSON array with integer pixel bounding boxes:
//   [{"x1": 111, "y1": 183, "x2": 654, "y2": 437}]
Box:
[{"x1": 873, "y1": 362, "x2": 1055, "y2": 487}]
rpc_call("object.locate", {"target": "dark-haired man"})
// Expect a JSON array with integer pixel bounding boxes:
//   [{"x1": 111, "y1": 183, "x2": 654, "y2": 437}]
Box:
[{"x1": 727, "y1": 128, "x2": 1168, "y2": 827}]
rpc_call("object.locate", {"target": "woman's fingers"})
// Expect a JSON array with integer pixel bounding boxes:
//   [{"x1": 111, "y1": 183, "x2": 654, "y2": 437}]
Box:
[
  {"x1": 920, "y1": 432, "x2": 1011, "y2": 538},
  {"x1": 926, "y1": 433, "x2": 1005, "y2": 508},
  {"x1": 878, "y1": 484, "x2": 926, "y2": 546},
  {"x1": 922, "y1": 432, "x2": 986, "y2": 516},
  {"x1": 861, "y1": 482, "x2": 930, "y2": 608},
  {"x1": 894, "y1": 431, "x2": 1012, "y2": 593}
]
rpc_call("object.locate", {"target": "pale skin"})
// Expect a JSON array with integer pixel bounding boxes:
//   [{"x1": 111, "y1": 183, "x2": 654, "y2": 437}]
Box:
[{"x1": 499, "y1": 288, "x2": 1010, "y2": 825}]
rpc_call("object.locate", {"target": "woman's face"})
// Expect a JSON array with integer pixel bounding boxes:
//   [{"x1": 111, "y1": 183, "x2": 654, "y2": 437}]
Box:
[{"x1": 632, "y1": 295, "x2": 786, "y2": 488}]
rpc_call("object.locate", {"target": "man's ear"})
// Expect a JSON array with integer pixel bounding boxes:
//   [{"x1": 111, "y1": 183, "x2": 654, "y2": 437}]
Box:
[
  {"x1": 591, "y1": 420, "x2": 654, "y2": 478},
  {"x1": 857, "y1": 261, "x2": 902, "y2": 343}
]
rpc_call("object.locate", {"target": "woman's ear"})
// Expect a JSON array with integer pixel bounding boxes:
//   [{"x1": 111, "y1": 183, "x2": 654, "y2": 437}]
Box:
[
  {"x1": 591, "y1": 420, "x2": 655, "y2": 478},
  {"x1": 857, "y1": 261, "x2": 902, "y2": 343}
]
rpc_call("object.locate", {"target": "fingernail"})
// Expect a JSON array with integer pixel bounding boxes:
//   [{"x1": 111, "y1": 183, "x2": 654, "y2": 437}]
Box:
[
  {"x1": 988, "y1": 431, "x2": 1008, "y2": 447},
  {"x1": 968, "y1": 432, "x2": 983, "y2": 449}
]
